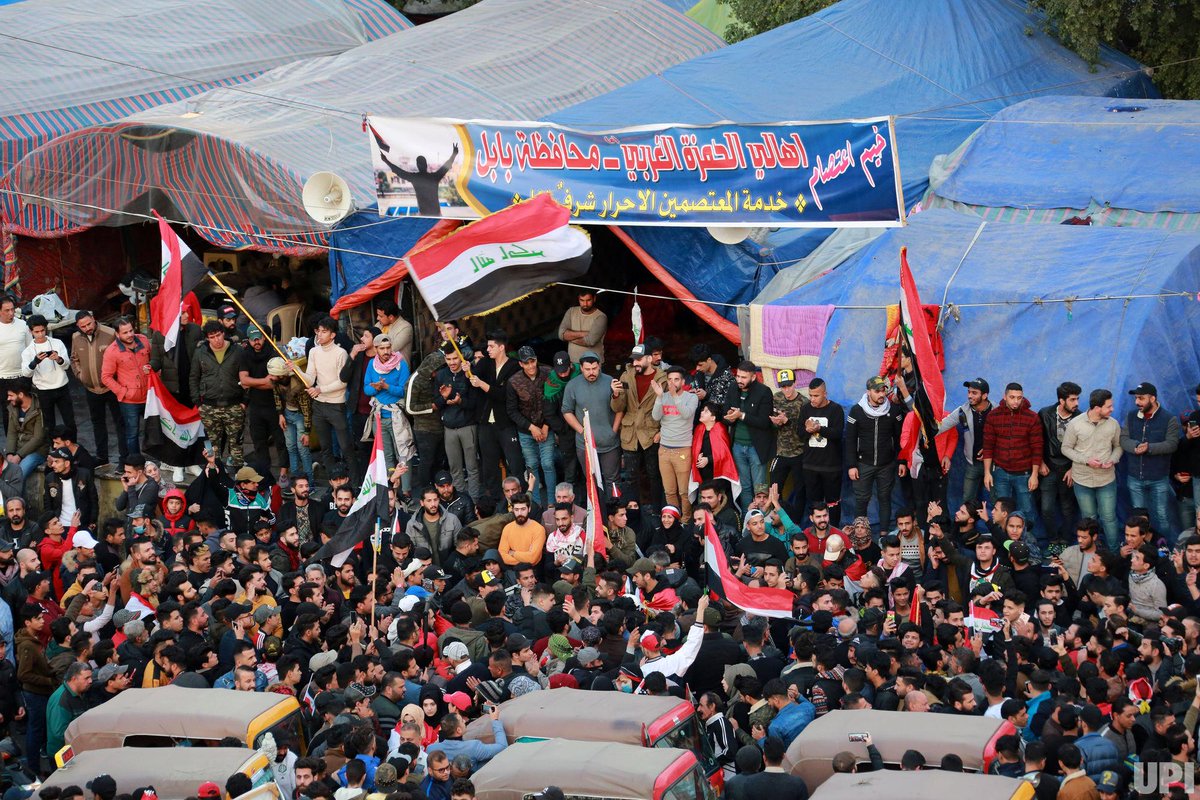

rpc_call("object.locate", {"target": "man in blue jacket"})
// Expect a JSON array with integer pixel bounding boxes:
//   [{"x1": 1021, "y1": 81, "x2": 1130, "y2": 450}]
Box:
[
  {"x1": 1120, "y1": 382, "x2": 1179, "y2": 541},
  {"x1": 758, "y1": 678, "x2": 816, "y2": 749},
  {"x1": 426, "y1": 706, "x2": 509, "y2": 771},
  {"x1": 1075, "y1": 704, "x2": 1121, "y2": 783}
]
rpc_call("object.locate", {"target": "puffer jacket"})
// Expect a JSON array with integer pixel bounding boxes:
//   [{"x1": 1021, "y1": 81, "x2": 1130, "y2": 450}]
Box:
[
  {"x1": 845, "y1": 396, "x2": 906, "y2": 467},
  {"x1": 158, "y1": 488, "x2": 196, "y2": 539},
  {"x1": 190, "y1": 341, "x2": 245, "y2": 406},
  {"x1": 6, "y1": 396, "x2": 46, "y2": 459},
  {"x1": 101, "y1": 334, "x2": 151, "y2": 403},
  {"x1": 1074, "y1": 731, "x2": 1121, "y2": 783},
  {"x1": 407, "y1": 351, "x2": 445, "y2": 435}
]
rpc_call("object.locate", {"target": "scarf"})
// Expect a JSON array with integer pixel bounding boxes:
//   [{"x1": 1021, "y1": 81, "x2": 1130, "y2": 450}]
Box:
[
  {"x1": 544, "y1": 364, "x2": 580, "y2": 401},
  {"x1": 373, "y1": 351, "x2": 403, "y2": 374},
  {"x1": 548, "y1": 634, "x2": 574, "y2": 661},
  {"x1": 1129, "y1": 569, "x2": 1157, "y2": 586},
  {"x1": 857, "y1": 393, "x2": 891, "y2": 418},
  {"x1": 688, "y1": 421, "x2": 739, "y2": 504}
]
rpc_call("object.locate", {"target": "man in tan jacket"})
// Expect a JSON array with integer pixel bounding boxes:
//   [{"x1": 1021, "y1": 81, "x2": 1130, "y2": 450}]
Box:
[
  {"x1": 610, "y1": 344, "x2": 666, "y2": 504},
  {"x1": 70, "y1": 310, "x2": 120, "y2": 465}
]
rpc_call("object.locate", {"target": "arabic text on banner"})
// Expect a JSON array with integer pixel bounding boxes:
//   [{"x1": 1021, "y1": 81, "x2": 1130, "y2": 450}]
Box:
[{"x1": 367, "y1": 116, "x2": 904, "y2": 228}]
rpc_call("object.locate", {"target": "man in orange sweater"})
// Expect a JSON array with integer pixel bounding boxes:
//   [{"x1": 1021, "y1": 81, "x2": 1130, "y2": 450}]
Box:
[{"x1": 498, "y1": 494, "x2": 546, "y2": 567}]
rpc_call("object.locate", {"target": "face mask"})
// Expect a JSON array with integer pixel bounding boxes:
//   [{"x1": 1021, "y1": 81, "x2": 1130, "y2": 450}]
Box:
[
  {"x1": 619, "y1": 682, "x2": 633, "y2": 693},
  {"x1": 133, "y1": 525, "x2": 146, "y2": 535}
]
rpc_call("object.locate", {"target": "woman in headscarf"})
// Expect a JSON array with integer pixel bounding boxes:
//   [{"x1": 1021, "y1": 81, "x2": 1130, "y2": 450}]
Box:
[
  {"x1": 417, "y1": 687, "x2": 447, "y2": 747},
  {"x1": 649, "y1": 505, "x2": 697, "y2": 573}
]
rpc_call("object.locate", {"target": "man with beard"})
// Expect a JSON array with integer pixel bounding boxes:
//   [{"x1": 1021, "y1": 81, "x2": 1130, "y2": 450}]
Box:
[
  {"x1": 435, "y1": 471, "x2": 476, "y2": 527},
  {"x1": 803, "y1": 503, "x2": 848, "y2": 556},
  {"x1": 545, "y1": 504, "x2": 585, "y2": 576},
  {"x1": 220, "y1": 466, "x2": 275, "y2": 536},
  {"x1": 723, "y1": 361, "x2": 775, "y2": 510},
  {"x1": 981, "y1": 382, "x2": 1043, "y2": 529},
  {"x1": 611, "y1": 343, "x2": 666, "y2": 505},
  {"x1": 470, "y1": 330, "x2": 524, "y2": 501},
  {"x1": 405, "y1": 487, "x2": 462, "y2": 567},
  {"x1": 498, "y1": 495, "x2": 545, "y2": 569},
  {"x1": 0, "y1": 497, "x2": 38, "y2": 547},
  {"x1": 118, "y1": 536, "x2": 165, "y2": 604},
  {"x1": 1039, "y1": 382, "x2": 1081, "y2": 545},
  {"x1": 115, "y1": 454, "x2": 160, "y2": 528},
  {"x1": 276, "y1": 474, "x2": 315, "y2": 547},
  {"x1": 796, "y1": 378, "x2": 845, "y2": 525},
  {"x1": 239, "y1": 327, "x2": 285, "y2": 474},
  {"x1": 1121, "y1": 382, "x2": 1179, "y2": 543},
  {"x1": 846, "y1": 376, "x2": 906, "y2": 531},
  {"x1": 561, "y1": 352, "x2": 621, "y2": 494},
  {"x1": 70, "y1": 309, "x2": 120, "y2": 464}
]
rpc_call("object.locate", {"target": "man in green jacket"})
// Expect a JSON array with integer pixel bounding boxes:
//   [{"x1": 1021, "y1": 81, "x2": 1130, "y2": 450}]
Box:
[{"x1": 46, "y1": 661, "x2": 92, "y2": 759}]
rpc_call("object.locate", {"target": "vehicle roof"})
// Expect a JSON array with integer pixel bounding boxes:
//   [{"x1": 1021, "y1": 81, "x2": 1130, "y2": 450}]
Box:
[
  {"x1": 464, "y1": 688, "x2": 693, "y2": 745},
  {"x1": 470, "y1": 739, "x2": 696, "y2": 799},
  {"x1": 810, "y1": 770, "x2": 1031, "y2": 800},
  {"x1": 786, "y1": 709, "x2": 1004, "y2": 767},
  {"x1": 65, "y1": 686, "x2": 298, "y2": 750},
  {"x1": 42, "y1": 748, "x2": 262, "y2": 800}
]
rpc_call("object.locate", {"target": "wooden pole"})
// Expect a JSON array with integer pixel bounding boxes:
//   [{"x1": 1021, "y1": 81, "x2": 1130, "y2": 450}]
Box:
[{"x1": 206, "y1": 270, "x2": 310, "y2": 385}]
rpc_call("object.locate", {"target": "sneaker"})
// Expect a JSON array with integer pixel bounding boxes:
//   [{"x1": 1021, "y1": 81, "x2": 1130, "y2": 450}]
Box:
[
  {"x1": 185, "y1": 465, "x2": 202, "y2": 476},
  {"x1": 172, "y1": 467, "x2": 185, "y2": 483}
]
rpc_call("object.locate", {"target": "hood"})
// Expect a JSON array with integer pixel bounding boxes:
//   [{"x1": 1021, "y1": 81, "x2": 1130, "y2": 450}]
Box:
[
  {"x1": 160, "y1": 488, "x2": 188, "y2": 520},
  {"x1": 417, "y1": 351, "x2": 446, "y2": 377},
  {"x1": 998, "y1": 397, "x2": 1033, "y2": 414}
]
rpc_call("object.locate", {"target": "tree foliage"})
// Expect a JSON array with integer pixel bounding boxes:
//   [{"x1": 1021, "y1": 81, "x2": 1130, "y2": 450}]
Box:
[
  {"x1": 1029, "y1": 0, "x2": 1200, "y2": 99},
  {"x1": 721, "y1": 0, "x2": 836, "y2": 43},
  {"x1": 720, "y1": 0, "x2": 1199, "y2": 99}
]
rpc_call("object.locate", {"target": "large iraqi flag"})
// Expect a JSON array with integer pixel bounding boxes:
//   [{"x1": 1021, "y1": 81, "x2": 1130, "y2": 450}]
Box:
[
  {"x1": 151, "y1": 212, "x2": 207, "y2": 351},
  {"x1": 703, "y1": 514, "x2": 794, "y2": 619},
  {"x1": 312, "y1": 416, "x2": 390, "y2": 567},
  {"x1": 405, "y1": 193, "x2": 591, "y2": 320},
  {"x1": 143, "y1": 371, "x2": 205, "y2": 465}
]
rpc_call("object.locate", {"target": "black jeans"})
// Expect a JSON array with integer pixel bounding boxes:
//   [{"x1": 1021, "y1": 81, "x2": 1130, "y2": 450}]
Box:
[
  {"x1": 621, "y1": 443, "x2": 662, "y2": 505},
  {"x1": 247, "y1": 403, "x2": 285, "y2": 469},
  {"x1": 478, "y1": 423, "x2": 524, "y2": 501},
  {"x1": 1039, "y1": 464, "x2": 1077, "y2": 542},
  {"x1": 85, "y1": 389, "x2": 124, "y2": 462},
  {"x1": 37, "y1": 384, "x2": 75, "y2": 437},
  {"x1": 803, "y1": 468, "x2": 843, "y2": 525},
  {"x1": 852, "y1": 461, "x2": 898, "y2": 530},
  {"x1": 413, "y1": 429, "x2": 446, "y2": 491},
  {"x1": 771, "y1": 454, "x2": 806, "y2": 509}
]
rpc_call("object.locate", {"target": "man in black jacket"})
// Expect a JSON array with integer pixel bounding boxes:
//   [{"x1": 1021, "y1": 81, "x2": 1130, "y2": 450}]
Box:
[
  {"x1": 434, "y1": 346, "x2": 484, "y2": 501},
  {"x1": 471, "y1": 330, "x2": 524, "y2": 502},
  {"x1": 43, "y1": 447, "x2": 98, "y2": 529},
  {"x1": 845, "y1": 376, "x2": 906, "y2": 531},
  {"x1": 1038, "y1": 382, "x2": 1081, "y2": 545},
  {"x1": 683, "y1": 604, "x2": 746, "y2": 696},
  {"x1": 724, "y1": 361, "x2": 776, "y2": 509},
  {"x1": 726, "y1": 737, "x2": 810, "y2": 800},
  {"x1": 796, "y1": 379, "x2": 845, "y2": 525}
]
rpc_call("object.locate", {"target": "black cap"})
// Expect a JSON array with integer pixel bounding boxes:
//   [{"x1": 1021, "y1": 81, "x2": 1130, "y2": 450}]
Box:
[
  {"x1": 87, "y1": 775, "x2": 117, "y2": 799},
  {"x1": 552, "y1": 351, "x2": 571, "y2": 371},
  {"x1": 517, "y1": 346, "x2": 538, "y2": 362},
  {"x1": 433, "y1": 471, "x2": 453, "y2": 485},
  {"x1": 963, "y1": 378, "x2": 989, "y2": 393},
  {"x1": 559, "y1": 557, "x2": 582, "y2": 574},
  {"x1": 532, "y1": 789, "x2": 565, "y2": 800},
  {"x1": 424, "y1": 566, "x2": 449, "y2": 581},
  {"x1": 1009, "y1": 541, "x2": 1031, "y2": 564},
  {"x1": 223, "y1": 602, "x2": 252, "y2": 621},
  {"x1": 48, "y1": 446, "x2": 74, "y2": 461},
  {"x1": 1128, "y1": 382, "x2": 1157, "y2": 397},
  {"x1": 220, "y1": 305, "x2": 238, "y2": 319}
]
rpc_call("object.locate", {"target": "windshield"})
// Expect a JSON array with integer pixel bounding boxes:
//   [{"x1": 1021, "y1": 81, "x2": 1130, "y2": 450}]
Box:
[
  {"x1": 652, "y1": 719, "x2": 718, "y2": 774},
  {"x1": 662, "y1": 768, "x2": 717, "y2": 800},
  {"x1": 253, "y1": 711, "x2": 307, "y2": 755}
]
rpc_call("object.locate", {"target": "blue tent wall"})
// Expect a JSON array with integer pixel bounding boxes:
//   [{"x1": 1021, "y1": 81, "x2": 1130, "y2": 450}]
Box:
[
  {"x1": 329, "y1": 213, "x2": 435, "y2": 305},
  {"x1": 548, "y1": 0, "x2": 1159, "y2": 326},
  {"x1": 772, "y1": 209, "x2": 1200, "y2": 421}
]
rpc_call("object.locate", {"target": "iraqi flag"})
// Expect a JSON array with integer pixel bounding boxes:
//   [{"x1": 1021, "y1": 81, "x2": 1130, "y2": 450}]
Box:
[
  {"x1": 702, "y1": 514, "x2": 794, "y2": 619},
  {"x1": 898, "y1": 246, "x2": 948, "y2": 476},
  {"x1": 143, "y1": 371, "x2": 205, "y2": 465},
  {"x1": 687, "y1": 421, "x2": 740, "y2": 507},
  {"x1": 581, "y1": 410, "x2": 608, "y2": 556},
  {"x1": 312, "y1": 416, "x2": 390, "y2": 567},
  {"x1": 151, "y1": 211, "x2": 207, "y2": 351},
  {"x1": 406, "y1": 193, "x2": 591, "y2": 320}
]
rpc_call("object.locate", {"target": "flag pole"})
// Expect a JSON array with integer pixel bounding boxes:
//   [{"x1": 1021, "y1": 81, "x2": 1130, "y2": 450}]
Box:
[
  {"x1": 370, "y1": 518, "x2": 380, "y2": 633},
  {"x1": 206, "y1": 270, "x2": 310, "y2": 385},
  {"x1": 438, "y1": 320, "x2": 474, "y2": 378}
]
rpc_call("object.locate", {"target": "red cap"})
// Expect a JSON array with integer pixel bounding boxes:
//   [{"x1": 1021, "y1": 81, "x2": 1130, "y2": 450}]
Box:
[{"x1": 197, "y1": 783, "x2": 221, "y2": 799}]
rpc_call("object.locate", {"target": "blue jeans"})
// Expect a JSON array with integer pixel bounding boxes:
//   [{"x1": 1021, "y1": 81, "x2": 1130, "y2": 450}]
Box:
[
  {"x1": 1074, "y1": 481, "x2": 1119, "y2": 550},
  {"x1": 22, "y1": 690, "x2": 47, "y2": 769},
  {"x1": 963, "y1": 460, "x2": 985, "y2": 504},
  {"x1": 283, "y1": 409, "x2": 313, "y2": 478},
  {"x1": 991, "y1": 466, "x2": 1036, "y2": 525},
  {"x1": 18, "y1": 452, "x2": 45, "y2": 482},
  {"x1": 732, "y1": 442, "x2": 765, "y2": 509},
  {"x1": 1128, "y1": 476, "x2": 1172, "y2": 543},
  {"x1": 119, "y1": 402, "x2": 144, "y2": 457},
  {"x1": 518, "y1": 431, "x2": 557, "y2": 507}
]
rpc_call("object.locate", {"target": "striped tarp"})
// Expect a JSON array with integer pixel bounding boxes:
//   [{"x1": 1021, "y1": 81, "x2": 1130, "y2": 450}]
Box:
[
  {"x1": 0, "y1": 0, "x2": 409, "y2": 234},
  {"x1": 4, "y1": 0, "x2": 724, "y2": 253}
]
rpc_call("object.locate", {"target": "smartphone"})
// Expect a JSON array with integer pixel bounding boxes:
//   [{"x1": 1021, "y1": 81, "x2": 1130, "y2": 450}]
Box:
[{"x1": 848, "y1": 733, "x2": 869, "y2": 743}]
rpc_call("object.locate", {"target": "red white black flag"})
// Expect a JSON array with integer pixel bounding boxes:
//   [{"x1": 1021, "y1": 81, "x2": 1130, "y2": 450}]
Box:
[
  {"x1": 151, "y1": 212, "x2": 207, "y2": 351},
  {"x1": 406, "y1": 193, "x2": 590, "y2": 321},
  {"x1": 703, "y1": 514, "x2": 794, "y2": 619}
]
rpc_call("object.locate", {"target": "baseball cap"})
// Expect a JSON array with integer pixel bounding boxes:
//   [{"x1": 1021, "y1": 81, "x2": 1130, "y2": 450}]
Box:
[
  {"x1": 1128, "y1": 381, "x2": 1157, "y2": 397},
  {"x1": 963, "y1": 377, "x2": 990, "y2": 393},
  {"x1": 479, "y1": 569, "x2": 499, "y2": 585},
  {"x1": 48, "y1": 446, "x2": 74, "y2": 461},
  {"x1": 253, "y1": 605, "x2": 280, "y2": 626},
  {"x1": 234, "y1": 466, "x2": 263, "y2": 483},
  {"x1": 559, "y1": 557, "x2": 582, "y2": 574},
  {"x1": 445, "y1": 691, "x2": 472, "y2": 712},
  {"x1": 576, "y1": 646, "x2": 601, "y2": 665},
  {"x1": 397, "y1": 594, "x2": 423, "y2": 613},
  {"x1": 0, "y1": 539, "x2": 13, "y2": 553},
  {"x1": 309, "y1": 651, "x2": 339, "y2": 672},
  {"x1": 1008, "y1": 542, "x2": 1031, "y2": 565},
  {"x1": 517, "y1": 345, "x2": 537, "y2": 362},
  {"x1": 531, "y1": 789, "x2": 565, "y2": 800},
  {"x1": 702, "y1": 606, "x2": 723, "y2": 627},
  {"x1": 630, "y1": 343, "x2": 647, "y2": 358},
  {"x1": 823, "y1": 537, "x2": 845, "y2": 560},
  {"x1": 442, "y1": 641, "x2": 469, "y2": 661},
  {"x1": 343, "y1": 685, "x2": 366, "y2": 706},
  {"x1": 639, "y1": 631, "x2": 660, "y2": 651},
  {"x1": 506, "y1": 633, "x2": 531, "y2": 652},
  {"x1": 87, "y1": 776, "x2": 117, "y2": 799},
  {"x1": 433, "y1": 470, "x2": 453, "y2": 485},
  {"x1": 578, "y1": 351, "x2": 600, "y2": 364},
  {"x1": 128, "y1": 504, "x2": 149, "y2": 519},
  {"x1": 626, "y1": 557, "x2": 657, "y2": 576},
  {"x1": 196, "y1": 783, "x2": 221, "y2": 800},
  {"x1": 552, "y1": 351, "x2": 571, "y2": 372},
  {"x1": 776, "y1": 369, "x2": 796, "y2": 386},
  {"x1": 402, "y1": 559, "x2": 425, "y2": 579},
  {"x1": 72, "y1": 529, "x2": 99, "y2": 549},
  {"x1": 224, "y1": 602, "x2": 252, "y2": 621},
  {"x1": 246, "y1": 325, "x2": 264, "y2": 341},
  {"x1": 219, "y1": 305, "x2": 237, "y2": 319},
  {"x1": 1095, "y1": 771, "x2": 1119, "y2": 793},
  {"x1": 95, "y1": 663, "x2": 130, "y2": 683},
  {"x1": 866, "y1": 375, "x2": 887, "y2": 391},
  {"x1": 424, "y1": 565, "x2": 449, "y2": 581}
]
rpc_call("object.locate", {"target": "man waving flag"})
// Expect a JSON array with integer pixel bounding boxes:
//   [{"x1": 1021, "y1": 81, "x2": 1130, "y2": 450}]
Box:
[
  {"x1": 703, "y1": 513, "x2": 793, "y2": 618},
  {"x1": 898, "y1": 246, "x2": 950, "y2": 477},
  {"x1": 313, "y1": 416, "x2": 390, "y2": 567},
  {"x1": 151, "y1": 212, "x2": 206, "y2": 352}
]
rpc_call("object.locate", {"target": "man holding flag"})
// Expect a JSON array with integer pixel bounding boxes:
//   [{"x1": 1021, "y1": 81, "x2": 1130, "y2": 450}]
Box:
[{"x1": 312, "y1": 415, "x2": 391, "y2": 568}]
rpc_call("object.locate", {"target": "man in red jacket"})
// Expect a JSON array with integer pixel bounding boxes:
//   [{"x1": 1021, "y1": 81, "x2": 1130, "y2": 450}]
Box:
[{"x1": 981, "y1": 383, "x2": 1043, "y2": 534}]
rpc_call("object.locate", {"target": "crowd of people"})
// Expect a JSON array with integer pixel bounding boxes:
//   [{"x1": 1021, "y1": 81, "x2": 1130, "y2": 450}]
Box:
[{"x1": 0, "y1": 285, "x2": 1195, "y2": 800}]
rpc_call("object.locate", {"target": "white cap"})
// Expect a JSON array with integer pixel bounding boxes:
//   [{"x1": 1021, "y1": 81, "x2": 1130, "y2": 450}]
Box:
[{"x1": 72, "y1": 529, "x2": 99, "y2": 549}]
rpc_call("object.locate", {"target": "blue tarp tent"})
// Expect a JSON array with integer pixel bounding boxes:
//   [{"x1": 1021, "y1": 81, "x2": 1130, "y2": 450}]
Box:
[
  {"x1": 769, "y1": 209, "x2": 1200, "y2": 421},
  {"x1": 924, "y1": 96, "x2": 1200, "y2": 230},
  {"x1": 548, "y1": 0, "x2": 1159, "y2": 332}
]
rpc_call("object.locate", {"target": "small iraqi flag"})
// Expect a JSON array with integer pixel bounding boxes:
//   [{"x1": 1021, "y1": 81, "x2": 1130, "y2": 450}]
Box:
[
  {"x1": 312, "y1": 416, "x2": 391, "y2": 567},
  {"x1": 151, "y1": 212, "x2": 207, "y2": 351},
  {"x1": 143, "y1": 371, "x2": 205, "y2": 464},
  {"x1": 406, "y1": 193, "x2": 591, "y2": 320}
]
